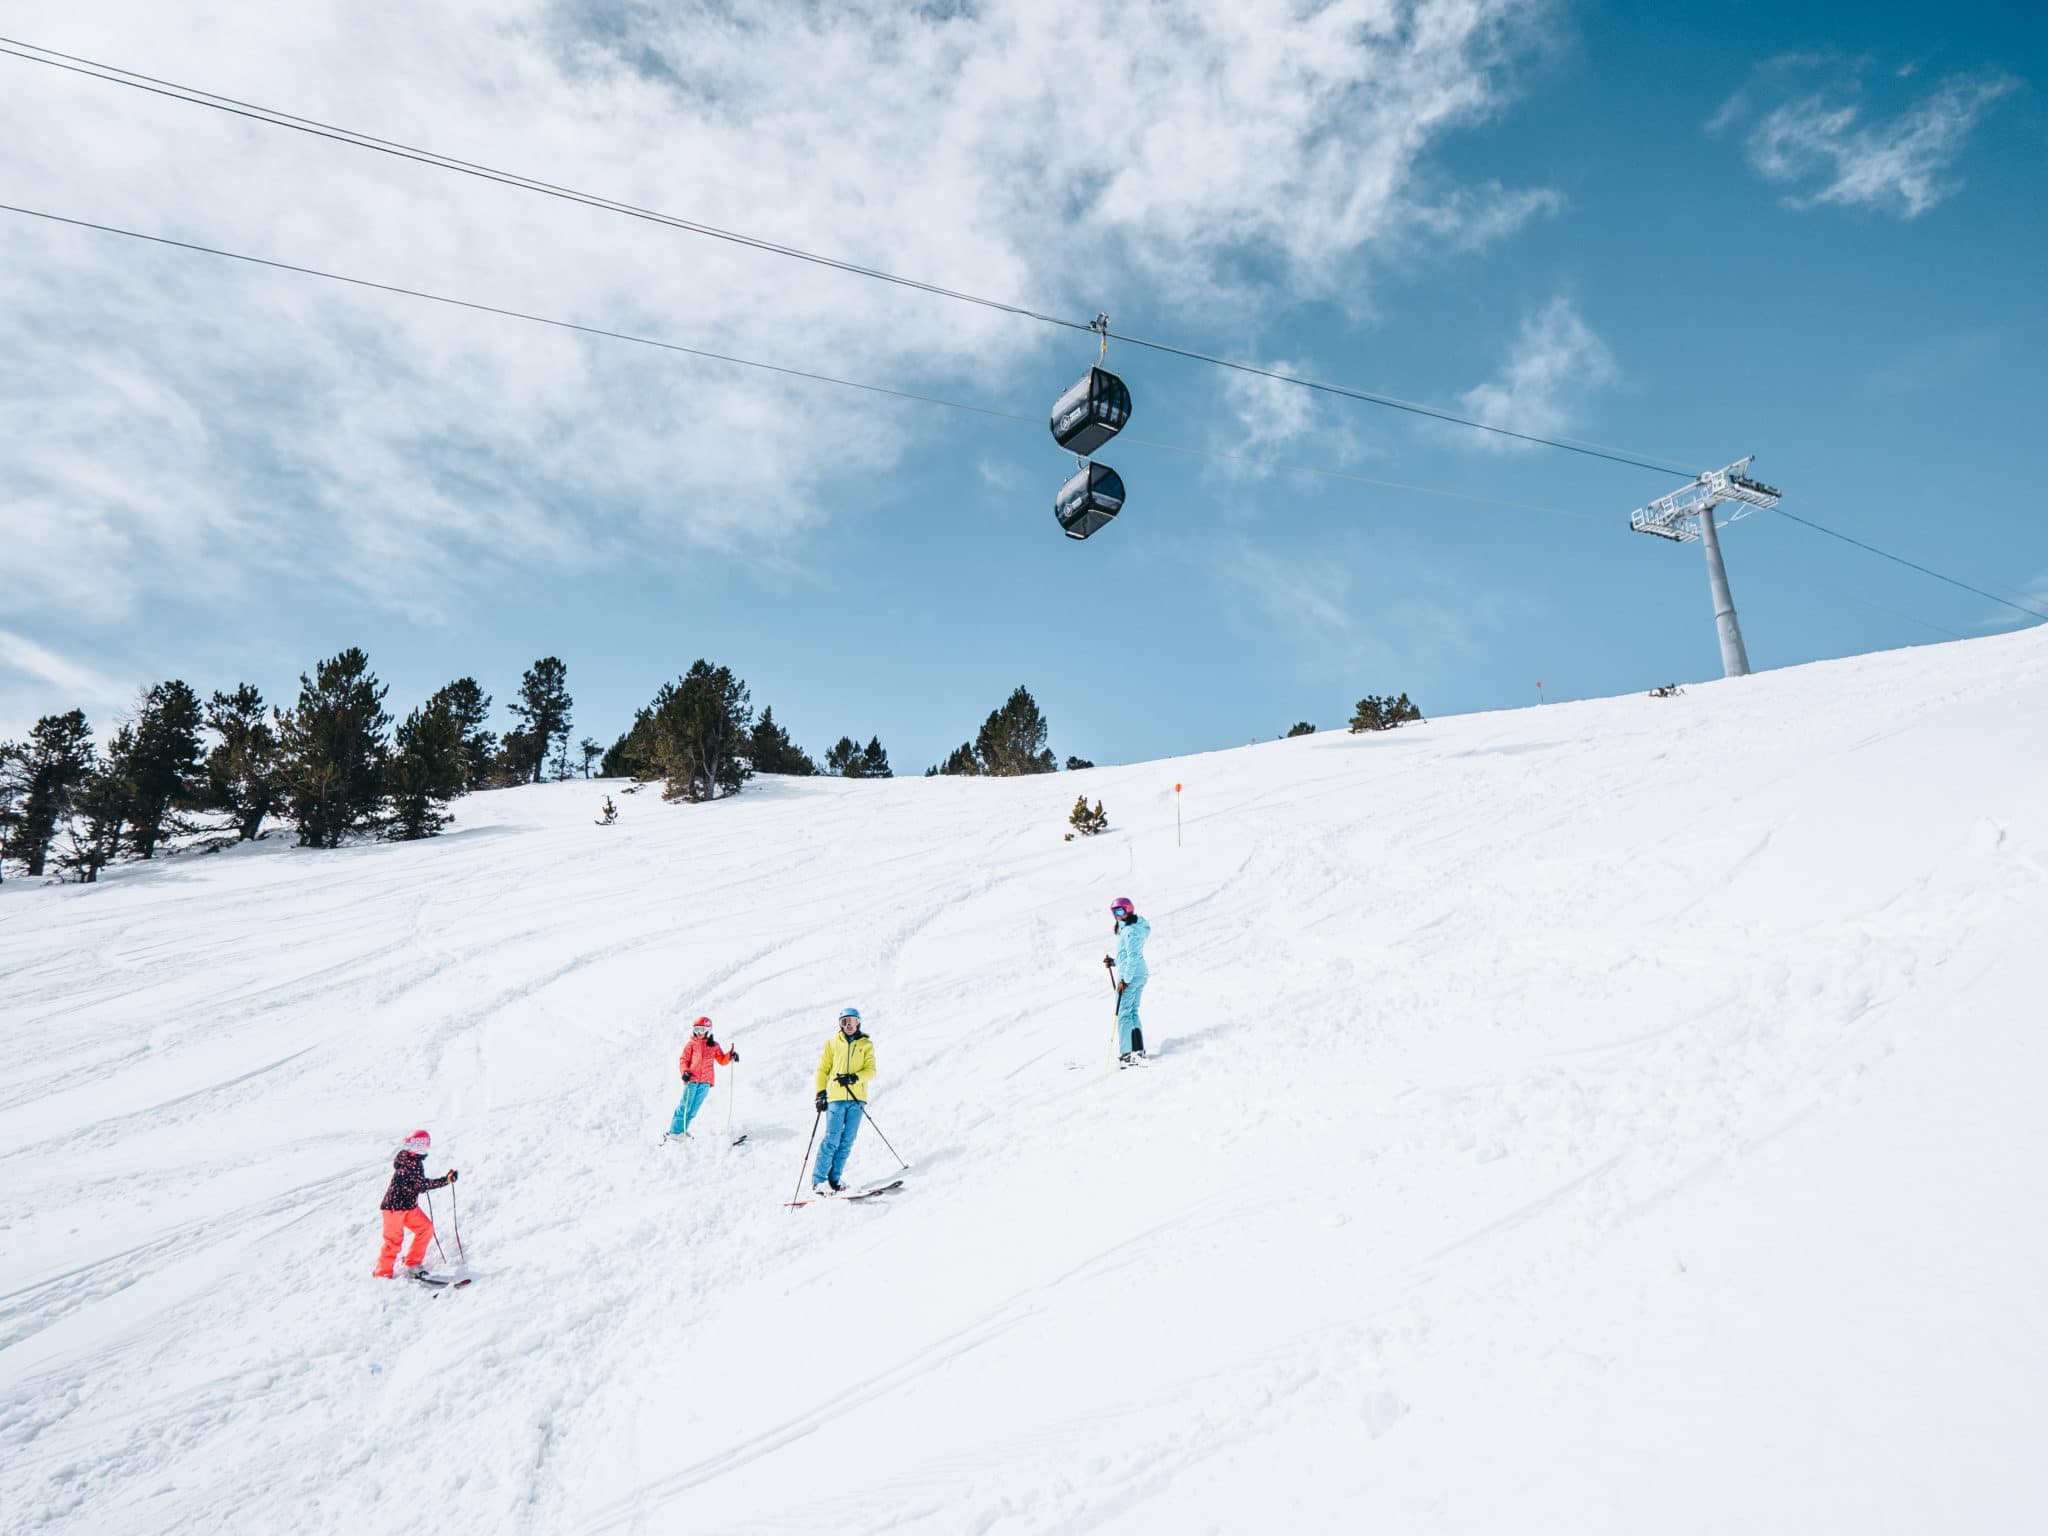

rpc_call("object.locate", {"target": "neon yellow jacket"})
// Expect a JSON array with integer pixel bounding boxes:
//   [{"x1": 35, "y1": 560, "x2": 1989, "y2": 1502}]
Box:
[{"x1": 815, "y1": 1029, "x2": 876, "y2": 1102}]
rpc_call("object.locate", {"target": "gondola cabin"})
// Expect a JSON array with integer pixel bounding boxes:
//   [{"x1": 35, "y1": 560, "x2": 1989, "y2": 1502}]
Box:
[
  {"x1": 1048, "y1": 366, "x2": 1132, "y2": 456},
  {"x1": 1054, "y1": 462, "x2": 1125, "y2": 540}
]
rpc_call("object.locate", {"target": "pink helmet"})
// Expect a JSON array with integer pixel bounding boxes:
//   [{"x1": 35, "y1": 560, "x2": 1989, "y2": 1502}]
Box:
[
  {"x1": 402, "y1": 1129, "x2": 431, "y2": 1153},
  {"x1": 1110, "y1": 897, "x2": 1135, "y2": 917}
]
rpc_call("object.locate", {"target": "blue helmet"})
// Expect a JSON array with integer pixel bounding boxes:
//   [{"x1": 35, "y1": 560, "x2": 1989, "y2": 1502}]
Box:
[{"x1": 838, "y1": 1006, "x2": 862, "y2": 1023}]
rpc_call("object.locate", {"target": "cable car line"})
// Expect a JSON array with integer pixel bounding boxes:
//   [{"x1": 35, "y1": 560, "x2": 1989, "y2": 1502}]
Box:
[
  {"x1": 0, "y1": 39, "x2": 1103, "y2": 331},
  {"x1": 9, "y1": 195, "x2": 2034, "y2": 629},
  {"x1": 0, "y1": 199, "x2": 1584, "y2": 522},
  {"x1": 0, "y1": 34, "x2": 1703, "y2": 479},
  {"x1": 5, "y1": 198, "x2": 2032, "y2": 631},
  {"x1": 1769, "y1": 506, "x2": 2048, "y2": 623},
  {"x1": 1104, "y1": 331, "x2": 1703, "y2": 478},
  {"x1": 0, "y1": 202, "x2": 1043, "y2": 424}
]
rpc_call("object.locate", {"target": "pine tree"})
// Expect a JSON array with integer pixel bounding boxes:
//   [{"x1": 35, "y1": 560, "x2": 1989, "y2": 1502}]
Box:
[
  {"x1": 492, "y1": 729, "x2": 535, "y2": 786},
  {"x1": 599, "y1": 725, "x2": 646, "y2": 781},
  {"x1": 430, "y1": 678, "x2": 496, "y2": 791},
  {"x1": 861, "y1": 735, "x2": 893, "y2": 779},
  {"x1": 578, "y1": 737, "x2": 601, "y2": 777},
  {"x1": 1348, "y1": 693, "x2": 1424, "y2": 733},
  {"x1": 10, "y1": 710, "x2": 95, "y2": 877},
  {"x1": 508, "y1": 657, "x2": 572, "y2": 783},
  {"x1": 1285, "y1": 721, "x2": 1316, "y2": 738},
  {"x1": 275, "y1": 647, "x2": 391, "y2": 848},
  {"x1": 0, "y1": 738, "x2": 22, "y2": 883},
  {"x1": 1065, "y1": 755, "x2": 1095, "y2": 771},
  {"x1": 59, "y1": 744, "x2": 131, "y2": 884},
  {"x1": 124, "y1": 680, "x2": 206, "y2": 859},
  {"x1": 386, "y1": 698, "x2": 466, "y2": 840},
  {"x1": 596, "y1": 794, "x2": 619, "y2": 825},
  {"x1": 1067, "y1": 794, "x2": 1109, "y2": 836},
  {"x1": 825, "y1": 736, "x2": 861, "y2": 777},
  {"x1": 748, "y1": 707, "x2": 816, "y2": 776},
  {"x1": 973, "y1": 685, "x2": 1058, "y2": 776},
  {"x1": 928, "y1": 742, "x2": 981, "y2": 777},
  {"x1": 205, "y1": 685, "x2": 282, "y2": 841},
  {"x1": 635, "y1": 660, "x2": 753, "y2": 803}
]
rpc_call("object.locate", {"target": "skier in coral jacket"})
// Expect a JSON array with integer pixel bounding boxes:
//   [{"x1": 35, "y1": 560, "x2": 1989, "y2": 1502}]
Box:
[
  {"x1": 667, "y1": 1016, "x2": 737, "y2": 1141},
  {"x1": 373, "y1": 1130, "x2": 456, "y2": 1278}
]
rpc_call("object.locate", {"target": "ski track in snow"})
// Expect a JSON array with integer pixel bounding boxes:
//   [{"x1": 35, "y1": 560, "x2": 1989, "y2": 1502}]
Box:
[{"x1": 5, "y1": 632, "x2": 2048, "y2": 1532}]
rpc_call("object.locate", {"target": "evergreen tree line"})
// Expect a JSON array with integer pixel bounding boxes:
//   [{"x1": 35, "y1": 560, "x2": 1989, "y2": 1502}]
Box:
[
  {"x1": 1277, "y1": 693, "x2": 1425, "y2": 738},
  {"x1": 0, "y1": 651, "x2": 580, "y2": 882},
  {"x1": 926, "y1": 685, "x2": 1087, "y2": 777},
  {"x1": 600, "y1": 661, "x2": 896, "y2": 801}
]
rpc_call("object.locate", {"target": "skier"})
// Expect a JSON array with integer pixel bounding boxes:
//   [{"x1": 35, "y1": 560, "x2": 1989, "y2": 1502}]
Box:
[
  {"x1": 811, "y1": 1006, "x2": 876, "y2": 1196},
  {"x1": 666, "y1": 1015, "x2": 737, "y2": 1142},
  {"x1": 1105, "y1": 896, "x2": 1152, "y2": 1063},
  {"x1": 373, "y1": 1129, "x2": 457, "y2": 1278}
]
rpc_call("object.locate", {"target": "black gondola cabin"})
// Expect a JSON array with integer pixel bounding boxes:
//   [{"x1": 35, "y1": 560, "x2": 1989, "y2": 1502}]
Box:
[
  {"x1": 1054, "y1": 462, "x2": 1125, "y2": 540},
  {"x1": 1048, "y1": 366, "x2": 1132, "y2": 456}
]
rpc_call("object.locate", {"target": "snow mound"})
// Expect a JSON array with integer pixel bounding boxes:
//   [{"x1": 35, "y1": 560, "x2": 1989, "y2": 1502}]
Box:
[{"x1": 5, "y1": 631, "x2": 2047, "y2": 1533}]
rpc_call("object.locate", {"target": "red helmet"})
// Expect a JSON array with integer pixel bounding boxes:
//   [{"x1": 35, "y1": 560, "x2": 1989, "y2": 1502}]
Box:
[
  {"x1": 690, "y1": 1016, "x2": 713, "y2": 1035},
  {"x1": 402, "y1": 1129, "x2": 431, "y2": 1153},
  {"x1": 1110, "y1": 897, "x2": 1135, "y2": 917}
]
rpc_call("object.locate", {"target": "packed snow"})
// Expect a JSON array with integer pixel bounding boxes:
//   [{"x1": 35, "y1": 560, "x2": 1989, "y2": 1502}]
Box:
[{"x1": 4, "y1": 631, "x2": 2047, "y2": 1533}]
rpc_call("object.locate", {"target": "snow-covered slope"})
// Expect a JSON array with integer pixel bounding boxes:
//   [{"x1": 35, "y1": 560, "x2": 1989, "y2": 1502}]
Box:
[{"x1": 5, "y1": 632, "x2": 2047, "y2": 1534}]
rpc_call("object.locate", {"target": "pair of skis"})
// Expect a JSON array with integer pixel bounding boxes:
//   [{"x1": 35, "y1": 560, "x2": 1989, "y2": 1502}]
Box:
[
  {"x1": 783, "y1": 1179, "x2": 904, "y2": 1208},
  {"x1": 662, "y1": 1132, "x2": 749, "y2": 1147}
]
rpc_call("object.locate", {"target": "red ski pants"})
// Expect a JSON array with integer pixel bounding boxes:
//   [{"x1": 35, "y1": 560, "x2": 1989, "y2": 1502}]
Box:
[{"x1": 374, "y1": 1209, "x2": 434, "y2": 1276}]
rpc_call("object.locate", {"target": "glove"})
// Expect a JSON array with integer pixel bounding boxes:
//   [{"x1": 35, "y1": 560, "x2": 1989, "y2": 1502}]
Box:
[
  {"x1": 835, "y1": 1073, "x2": 858, "y2": 1087},
  {"x1": 446, "y1": 1169, "x2": 458, "y2": 1183},
  {"x1": 681, "y1": 1073, "x2": 694, "y2": 1084},
  {"x1": 815, "y1": 1089, "x2": 828, "y2": 1113},
  {"x1": 1103, "y1": 955, "x2": 1114, "y2": 969},
  {"x1": 728, "y1": 1047, "x2": 740, "y2": 1064},
  {"x1": 1116, "y1": 980, "x2": 1126, "y2": 995}
]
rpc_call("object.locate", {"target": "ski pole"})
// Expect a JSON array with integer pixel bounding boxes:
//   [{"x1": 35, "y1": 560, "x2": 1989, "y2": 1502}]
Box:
[
  {"x1": 424, "y1": 1191, "x2": 450, "y2": 1264},
  {"x1": 1105, "y1": 960, "x2": 1120, "y2": 1075},
  {"x1": 790, "y1": 1107, "x2": 823, "y2": 1209},
  {"x1": 727, "y1": 1065, "x2": 735, "y2": 1137},
  {"x1": 450, "y1": 1183, "x2": 466, "y2": 1263},
  {"x1": 854, "y1": 1102, "x2": 909, "y2": 1171}
]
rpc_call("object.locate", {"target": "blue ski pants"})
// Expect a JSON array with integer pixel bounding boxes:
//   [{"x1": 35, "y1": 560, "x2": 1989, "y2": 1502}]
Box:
[
  {"x1": 1116, "y1": 980, "x2": 1146, "y2": 1054},
  {"x1": 669, "y1": 1080, "x2": 712, "y2": 1136},
  {"x1": 813, "y1": 1100, "x2": 865, "y2": 1185}
]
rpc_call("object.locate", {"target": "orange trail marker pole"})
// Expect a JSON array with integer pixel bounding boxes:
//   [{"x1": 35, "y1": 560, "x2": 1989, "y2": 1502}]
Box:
[{"x1": 1174, "y1": 783, "x2": 1182, "y2": 847}]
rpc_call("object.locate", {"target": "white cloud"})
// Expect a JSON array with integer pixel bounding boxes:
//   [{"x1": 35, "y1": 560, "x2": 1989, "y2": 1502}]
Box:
[
  {"x1": 0, "y1": 629, "x2": 136, "y2": 742},
  {"x1": 1719, "y1": 68, "x2": 2017, "y2": 219},
  {"x1": 1456, "y1": 297, "x2": 1617, "y2": 450},
  {"x1": 1202, "y1": 358, "x2": 1368, "y2": 484},
  {"x1": 0, "y1": 0, "x2": 1556, "y2": 630}
]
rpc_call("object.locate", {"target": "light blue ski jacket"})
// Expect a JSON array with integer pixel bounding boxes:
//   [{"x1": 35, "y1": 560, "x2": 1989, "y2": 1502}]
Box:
[{"x1": 1114, "y1": 915, "x2": 1151, "y2": 985}]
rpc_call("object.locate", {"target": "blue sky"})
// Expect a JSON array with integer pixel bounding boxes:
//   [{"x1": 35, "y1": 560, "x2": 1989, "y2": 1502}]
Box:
[{"x1": 2, "y1": 1, "x2": 2042, "y2": 771}]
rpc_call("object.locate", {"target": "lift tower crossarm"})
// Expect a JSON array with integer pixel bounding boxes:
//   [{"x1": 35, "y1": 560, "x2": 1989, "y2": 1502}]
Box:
[{"x1": 1628, "y1": 455, "x2": 1782, "y2": 541}]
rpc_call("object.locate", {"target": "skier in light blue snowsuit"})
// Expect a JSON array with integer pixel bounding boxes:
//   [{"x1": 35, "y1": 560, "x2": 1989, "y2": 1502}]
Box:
[{"x1": 1106, "y1": 897, "x2": 1151, "y2": 1061}]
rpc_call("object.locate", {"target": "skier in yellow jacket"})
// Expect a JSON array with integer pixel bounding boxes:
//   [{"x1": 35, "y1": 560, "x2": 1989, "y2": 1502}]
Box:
[{"x1": 811, "y1": 1006, "x2": 876, "y2": 1196}]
